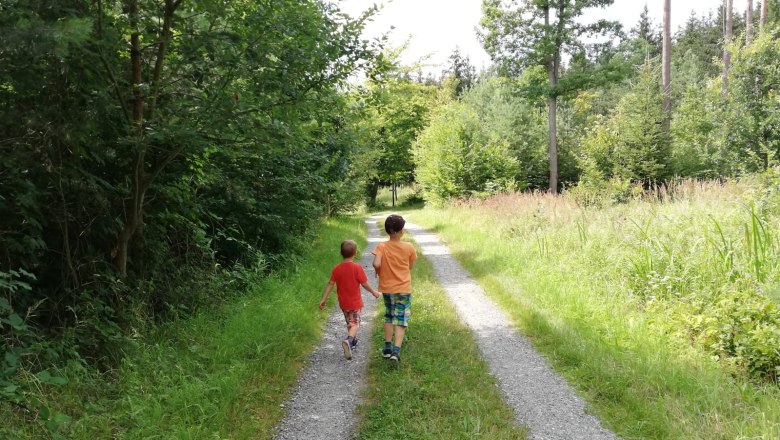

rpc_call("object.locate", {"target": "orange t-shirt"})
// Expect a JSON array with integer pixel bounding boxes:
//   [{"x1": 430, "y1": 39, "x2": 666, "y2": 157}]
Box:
[{"x1": 372, "y1": 241, "x2": 417, "y2": 293}]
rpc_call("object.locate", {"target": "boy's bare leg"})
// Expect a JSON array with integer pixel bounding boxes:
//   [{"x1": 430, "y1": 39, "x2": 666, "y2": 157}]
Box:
[
  {"x1": 393, "y1": 325, "x2": 405, "y2": 347},
  {"x1": 348, "y1": 323, "x2": 359, "y2": 338},
  {"x1": 384, "y1": 322, "x2": 393, "y2": 343}
]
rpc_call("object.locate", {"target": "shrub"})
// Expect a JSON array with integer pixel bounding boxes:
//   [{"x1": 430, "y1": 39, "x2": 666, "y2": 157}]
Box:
[{"x1": 414, "y1": 102, "x2": 521, "y2": 205}]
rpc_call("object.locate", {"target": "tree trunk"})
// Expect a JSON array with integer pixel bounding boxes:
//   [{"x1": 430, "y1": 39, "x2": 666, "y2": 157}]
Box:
[
  {"x1": 724, "y1": 0, "x2": 734, "y2": 92},
  {"x1": 113, "y1": 0, "x2": 180, "y2": 275},
  {"x1": 760, "y1": 0, "x2": 768, "y2": 31},
  {"x1": 114, "y1": 0, "x2": 145, "y2": 275},
  {"x1": 545, "y1": 4, "x2": 559, "y2": 194},
  {"x1": 366, "y1": 179, "x2": 380, "y2": 205},
  {"x1": 662, "y1": 0, "x2": 672, "y2": 120},
  {"x1": 746, "y1": 0, "x2": 754, "y2": 42}
]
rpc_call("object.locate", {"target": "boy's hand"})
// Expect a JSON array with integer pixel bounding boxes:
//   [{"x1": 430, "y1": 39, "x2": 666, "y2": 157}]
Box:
[
  {"x1": 318, "y1": 299, "x2": 327, "y2": 310},
  {"x1": 372, "y1": 292, "x2": 381, "y2": 299}
]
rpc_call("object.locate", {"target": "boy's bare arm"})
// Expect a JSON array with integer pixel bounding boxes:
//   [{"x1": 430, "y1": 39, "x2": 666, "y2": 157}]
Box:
[
  {"x1": 319, "y1": 281, "x2": 335, "y2": 309},
  {"x1": 361, "y1": 281, "x2": 381, "y2": 299},
  {"x1": 372, "y1": 254, "x2": 382, "y2": 277}
]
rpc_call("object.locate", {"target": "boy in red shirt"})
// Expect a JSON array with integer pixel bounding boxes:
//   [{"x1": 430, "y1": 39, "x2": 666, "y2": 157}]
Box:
[{"x1": 319, "y1": 240, "x2": 381, "y2": 360}]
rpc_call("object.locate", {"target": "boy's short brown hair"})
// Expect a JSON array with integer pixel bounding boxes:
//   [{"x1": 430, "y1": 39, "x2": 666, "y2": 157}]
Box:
[
  {"x1": 340, "y1": 240, "x2": 357, "y2": 258},
  {"x1": 384, "y1": 214, "x2": 406, "y2": 234}
]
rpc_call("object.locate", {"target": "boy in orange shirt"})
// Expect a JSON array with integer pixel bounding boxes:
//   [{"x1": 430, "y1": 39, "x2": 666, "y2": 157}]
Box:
[
  {"x1": 319, "y1": 240, "x2": 381, "y2": 360},
  {"x1": 372, "y1": 214, "x2": 417, "y2": 366}
]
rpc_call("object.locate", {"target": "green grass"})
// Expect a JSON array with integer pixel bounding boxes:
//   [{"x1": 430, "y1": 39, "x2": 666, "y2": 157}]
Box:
[
  {"x1": 1, "y1": 216, "x2": 368, "y2": 439},
  {"x1": 403, "y1": 186, "x2": 780, "y2": 440},
  {"x1": 355, "y1": 224, "x2": 526, "y2": 439}
]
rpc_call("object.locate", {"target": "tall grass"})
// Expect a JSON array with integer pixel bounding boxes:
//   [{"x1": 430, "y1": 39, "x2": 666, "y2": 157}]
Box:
[
  {"x1": 1, "y1": 217, "x2": 368, "y2": 439},
  {"x1": 407, "y1": 179, "x2": 780, "y2": 439}
]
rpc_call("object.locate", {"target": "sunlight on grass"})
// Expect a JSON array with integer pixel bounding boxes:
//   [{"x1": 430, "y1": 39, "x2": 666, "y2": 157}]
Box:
[
  {"x1": 356, "y1": 229, "x2": 526, "y2": 439},
  {"x1": 3, "y1": 217, "x2": 368, "y2": 439},
  {"x1": 407, "y1": 181, "x2": 780, "y2": 440}
]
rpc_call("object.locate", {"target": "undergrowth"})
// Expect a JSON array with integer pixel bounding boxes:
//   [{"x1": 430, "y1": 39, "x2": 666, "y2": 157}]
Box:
[{"x1": 0, "y1": 216, "x2": 367, "y2": 439}]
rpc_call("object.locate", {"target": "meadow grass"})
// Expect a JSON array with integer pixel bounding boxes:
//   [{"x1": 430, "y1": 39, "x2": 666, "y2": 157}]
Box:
[
  {"x1": 1, "y1": 216, "x2": 367, "y2": 439},
  {"x1": 405, "y1": 181, "x2": 780, "y2": 439},
  {"x1": 355, "y1": 223, "x2": 526, "y2": 439}
]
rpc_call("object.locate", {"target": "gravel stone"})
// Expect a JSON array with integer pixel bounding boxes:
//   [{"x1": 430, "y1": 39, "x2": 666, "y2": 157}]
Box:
[{"x1": 405, "y1": 222, "x2": 620, "y2": 440}]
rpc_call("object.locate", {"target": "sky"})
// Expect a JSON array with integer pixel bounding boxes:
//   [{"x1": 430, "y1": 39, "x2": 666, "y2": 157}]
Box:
[{"x1": 339, "y1": 0, "x2": 730, "y2": 75}]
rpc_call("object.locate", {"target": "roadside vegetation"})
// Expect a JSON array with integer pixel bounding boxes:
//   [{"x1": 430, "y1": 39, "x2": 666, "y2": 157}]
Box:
[
  {"x1": 1, "y1": 217, "x2": 367, "y2": 439},
  {"x1": 356, "y1": 226, "x2": 526, "y2": 439},
  {"x1": 408, "y1": 178, "x2": 780, "y2": 439}
]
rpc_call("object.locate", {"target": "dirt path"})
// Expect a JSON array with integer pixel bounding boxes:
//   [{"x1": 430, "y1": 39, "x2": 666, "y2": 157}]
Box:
[
  {"x1": 275, "y1": 216, "x2": 618, "y2": 439},
  {"x1": 405, "y1": 222, "x2": 619, "y2": 440},
  {"x1": 272, "y1": 216, "x2": 383, "y2": 440}
]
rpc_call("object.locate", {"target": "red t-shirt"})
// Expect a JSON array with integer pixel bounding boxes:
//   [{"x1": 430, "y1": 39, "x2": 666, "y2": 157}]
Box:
[{"x1": 330, "y1": 261, "x2": 367, "y2": 310}]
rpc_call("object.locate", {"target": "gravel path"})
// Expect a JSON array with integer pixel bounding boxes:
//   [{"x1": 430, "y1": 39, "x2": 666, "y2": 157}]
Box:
[
  {"x1": 272, "y1": 216, "x2": 383, "y2": 440},
  {"x1": 405, "y1": 222, "x2": 620, "y2": 440}
]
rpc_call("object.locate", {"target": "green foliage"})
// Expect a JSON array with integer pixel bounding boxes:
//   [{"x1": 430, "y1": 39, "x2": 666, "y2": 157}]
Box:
[
  {"x1": 462, "y1": 76, "x2": 551, "y2": 188},
  {"x1": 414, "y1": 101, "x2": 520, "y2": 205},
  {"x1": 480, "y1": 0, "x2": 620, "y2": 84},
  {"x1": 1, "y1": 216, "x2": 368, "y2": 438},
  {"x1": 0, "y1": 0, "x2": 376, "y2": 423},
  {"x1": 670, "y1": 83, "x2": 724, "y2": 177},
  {"x1": 723, "y1": 29, "x2": 780, "y2": 171},
  {"x1": 412, "y1": 183, "x2": 780, "y2": 438},
  {"x1": 443, "y1": 47, "x2": 477, "y2": 96},
  {"x1": 352, "y1": 64, "x2": 440, "y2": 204},
  {"x1": 580, "y1": 60, "x2": 670, "y2": 182}
]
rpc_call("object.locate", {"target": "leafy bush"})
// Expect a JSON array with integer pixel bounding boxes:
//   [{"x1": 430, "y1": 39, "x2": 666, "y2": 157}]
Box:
[{"x1": 414, "y1": 102, "x2": 521, "y2": 205}]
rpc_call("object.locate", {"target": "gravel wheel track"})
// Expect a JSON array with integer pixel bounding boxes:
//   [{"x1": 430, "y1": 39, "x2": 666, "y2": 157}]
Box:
[
  {"x1": 273, "y1": 216, "x2": 383, "y2": 440},
  {"x1": 405, "y1": 221, "x2": 619, "y2": 440}
]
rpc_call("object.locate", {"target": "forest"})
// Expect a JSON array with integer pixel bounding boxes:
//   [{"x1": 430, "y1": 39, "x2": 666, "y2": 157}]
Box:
[{"x1": 2, "y1": 0, "x2": 780, "y2": 438}]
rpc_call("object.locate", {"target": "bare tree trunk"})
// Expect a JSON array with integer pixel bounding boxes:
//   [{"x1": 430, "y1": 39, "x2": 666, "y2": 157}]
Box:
[
  {"x1": 746, "y1": 0, "x2": 754, "y2": 42},
  {"x1": 760, "y1": 0, "x2": 768, "y2": 31},
  {"x1": 662, "y1": 0, "x2": 671, "y2": 128},
  {"x1": 544, "y1": 4, "x2": 559, "y2": 194},
  {"x1": 724, "y1": 0, "x2": 734, "y2": 92}
]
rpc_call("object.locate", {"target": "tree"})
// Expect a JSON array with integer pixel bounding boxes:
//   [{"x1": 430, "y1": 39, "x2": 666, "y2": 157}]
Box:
[
  {"x1": 580, "y1": 61, "x2": 670, "y2": 182},
  {"x1": 724, "y1": 30, "x2": 780, "y2": 171},
  {"x1": 662, "y1": 0, "x2": 671, "y2": 119},
  {"x1": 760, "y1": 0, "x2": 769, "y2": 30},
  {"x1": 480, "y1": 0, "x2": 620, "y2": 193},
  {"x1": 443, "y1": 47, "x2": 477, "y2": 96},
  {"x1": 631, "y1": 3, "x2": 662, "y2": 57},
  {"x1": 0, "y1": 0, "x2": 375, "y2": 363},
  {"x1": 356, "y1": 55, "x2": 439, "y2": 205},
  {"x1": 414, "y1": 102, "x2": 520, "y2": 204},
  {"x1": 747, "y1": 0, "x2": 755, "y2": 42},
  {"x1": 724, "y1": 0, "x2": 734, "y2": 91}
]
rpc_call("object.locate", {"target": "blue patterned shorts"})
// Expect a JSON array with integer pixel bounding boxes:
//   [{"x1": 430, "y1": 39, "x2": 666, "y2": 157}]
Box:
[{"x1": 383, "y1": 293, "x2": 411, "y2": 327}]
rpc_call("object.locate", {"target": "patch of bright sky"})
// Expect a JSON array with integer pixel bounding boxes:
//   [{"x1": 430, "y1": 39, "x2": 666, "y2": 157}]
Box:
[{"x1": 338, "y1": 0, "x2": 731, "y2": 76}]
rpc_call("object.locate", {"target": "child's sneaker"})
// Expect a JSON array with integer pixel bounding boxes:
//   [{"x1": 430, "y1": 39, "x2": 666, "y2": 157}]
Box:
[
  {"x1": 341, "y1": 339, "x2": 352, "y2": 360},
  {"x1": 382, "y1": 348, "x2": 392, "y2": 358},
  {"x1": 389, "y1": 352, "x2": 400, "y2": 367}
]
